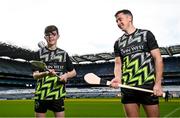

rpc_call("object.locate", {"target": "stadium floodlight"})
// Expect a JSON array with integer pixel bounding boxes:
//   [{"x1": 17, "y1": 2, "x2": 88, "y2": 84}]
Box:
[{"x1": 84, "y1": 73, "x2": 165, "y2": 97}]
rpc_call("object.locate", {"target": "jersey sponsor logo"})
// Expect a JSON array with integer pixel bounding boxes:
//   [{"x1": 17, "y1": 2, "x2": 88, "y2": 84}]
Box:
[{"x1": 120, "y1": 44, "x2": 144, "y2": 56}]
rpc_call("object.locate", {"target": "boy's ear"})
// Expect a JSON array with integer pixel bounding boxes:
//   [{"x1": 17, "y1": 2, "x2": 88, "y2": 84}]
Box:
[{"x1": 57, "y1": 34, "x2": 60, "y2": 39}]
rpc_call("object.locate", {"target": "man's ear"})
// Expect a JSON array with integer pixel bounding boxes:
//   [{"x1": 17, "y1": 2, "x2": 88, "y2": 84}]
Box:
[{"x1": 128, "y1": 15, "x2": 133, "y2": 22}]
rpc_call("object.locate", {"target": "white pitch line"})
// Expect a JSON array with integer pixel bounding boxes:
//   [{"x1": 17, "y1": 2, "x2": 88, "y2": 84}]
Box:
[{"x1": 164, "y1": 106, "x2": 180, "y2": 118}]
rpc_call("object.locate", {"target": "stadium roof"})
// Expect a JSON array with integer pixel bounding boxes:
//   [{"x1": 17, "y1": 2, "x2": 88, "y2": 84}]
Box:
[
  {"x1": 0, "y1": 42, "x2": 34, "y2": 61},
  {"x1": 0, "y1": 42, "x2": 180, "y2": 63},
  {"x1": 71, "y1": 52, "x2": 115, "y2": 63}
]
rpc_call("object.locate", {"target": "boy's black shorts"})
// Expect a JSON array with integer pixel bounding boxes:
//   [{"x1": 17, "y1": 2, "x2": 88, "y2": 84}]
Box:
[
  {"x1": 121, "y1": 85, "x2": 159, "y2": 105},
  {"x1": 35, "y1": 99, "x2": 65, "y2": 113}
]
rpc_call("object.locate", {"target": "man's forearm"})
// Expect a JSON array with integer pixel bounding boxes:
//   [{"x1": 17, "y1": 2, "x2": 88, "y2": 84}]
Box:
[
  {"x1": 114, "y1": 57, "x2": 122, "y2": 81},
  {"x1": 155, "y1": 57, "x2": 164, "y2": 84},
  {"x1": 114, "y1": 65, "x2": 122, "y2": 79}
]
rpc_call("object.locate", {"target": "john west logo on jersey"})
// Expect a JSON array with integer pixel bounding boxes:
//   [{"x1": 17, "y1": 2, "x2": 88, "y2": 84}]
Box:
[
  {"x1": 47, "y1": 65, "x2": 64, "y2": 70},
  {"x1": 121, "y1": 45, "x2": 144, "y2": 56}
]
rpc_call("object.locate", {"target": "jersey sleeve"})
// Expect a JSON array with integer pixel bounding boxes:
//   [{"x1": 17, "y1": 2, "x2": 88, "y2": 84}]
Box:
[
  {"x1": 66, "y1": 53, "x2": 74, "y2": 72},
  {"x1": 114, "y1": 40, "x2": 121, "y2": 57},
  {"x1": 147, "y1": 31, "x2": 159, "y2": 51}
]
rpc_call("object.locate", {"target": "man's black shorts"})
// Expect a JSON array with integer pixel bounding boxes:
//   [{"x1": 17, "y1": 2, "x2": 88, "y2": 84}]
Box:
[
  {"x1": 35, "y1": 99, "x2": 65, "y2": 113},
  {"x1": 121, "y1": 87, "x2": 159, "y2": 105}
]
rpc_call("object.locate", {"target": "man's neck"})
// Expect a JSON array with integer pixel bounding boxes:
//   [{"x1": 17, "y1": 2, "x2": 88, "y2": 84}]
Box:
[{"x1": 125, "y1": 25, "x2": 136, "y2": 35}]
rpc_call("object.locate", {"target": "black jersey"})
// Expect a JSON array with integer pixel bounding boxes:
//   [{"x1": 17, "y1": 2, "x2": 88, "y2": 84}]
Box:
[
  {"x1": 33, "y1": 47, "x2": 74, "y2": 100},
  {"x1": 114, "y1": 29, "x2": 159, "y2": 87}
]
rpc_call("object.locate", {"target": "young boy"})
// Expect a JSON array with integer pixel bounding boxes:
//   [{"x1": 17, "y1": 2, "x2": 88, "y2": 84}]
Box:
[{"x1": 32, "y1": 25, "x2": 76, "y2": 118}]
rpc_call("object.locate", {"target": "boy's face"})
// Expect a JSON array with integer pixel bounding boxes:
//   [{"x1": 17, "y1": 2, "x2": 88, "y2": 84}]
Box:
[{"x1": 44, "y1": 30, "x2": 59, "y2": 46}]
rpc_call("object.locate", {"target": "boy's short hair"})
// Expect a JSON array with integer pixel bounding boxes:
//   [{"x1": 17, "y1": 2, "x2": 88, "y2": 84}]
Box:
[{"x1": 44, "y1": 25, "x2": 59, "y2": 35}]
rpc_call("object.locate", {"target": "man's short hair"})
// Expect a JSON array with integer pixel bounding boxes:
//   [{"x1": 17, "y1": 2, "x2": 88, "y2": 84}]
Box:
[
  {"x1": 114, "y1": 9, "x2": 133, "y2": 19},
  {"x1": 44, "y1": 25, "x2": 59, "y2": 35}
]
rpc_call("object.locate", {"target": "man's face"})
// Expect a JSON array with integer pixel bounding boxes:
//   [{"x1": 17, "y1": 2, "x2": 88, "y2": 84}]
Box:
[
  {"x1": 44, "y1": 31, "x2": 59, "y2": 46},
  {"x1": 116, "y1": 13, "x2": 132, "y2": 31}
]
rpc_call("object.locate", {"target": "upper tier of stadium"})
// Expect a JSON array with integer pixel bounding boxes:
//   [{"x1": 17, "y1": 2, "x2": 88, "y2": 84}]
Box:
[{"x1": 0, "y1": 41, "x2": 180, "y2": 64}]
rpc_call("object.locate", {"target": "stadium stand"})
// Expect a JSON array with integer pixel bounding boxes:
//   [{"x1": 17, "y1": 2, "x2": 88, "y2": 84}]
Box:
[
  {"x1": 1, "y1": 42, "x2": 180, "y2": 63},
  {"x1": 0, "y1": 58, "x2": 35, "y2": 88},
  {"x1": 0, "y1": 42, "x2": 180, "y2": 99}
]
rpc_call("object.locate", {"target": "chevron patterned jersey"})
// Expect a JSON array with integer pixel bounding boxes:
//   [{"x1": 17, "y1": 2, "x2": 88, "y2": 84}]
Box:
[
  {"x1": 34, "y1": 47, "x2": 74, "y2": 100},
  {"x1": 114, "y1": 29, "x2": 159, "y2": 87}
]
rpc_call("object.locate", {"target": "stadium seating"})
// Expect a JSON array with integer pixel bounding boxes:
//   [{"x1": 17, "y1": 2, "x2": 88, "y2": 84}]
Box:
[
  {"x1": 0, "y1": 56, "x2": 180, "y2": 99},
  {"x1": 0, "y1": 57, "x2": 180, "y2": 87}
]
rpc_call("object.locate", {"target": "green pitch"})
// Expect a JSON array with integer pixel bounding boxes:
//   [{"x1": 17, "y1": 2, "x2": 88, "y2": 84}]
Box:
[{"x1": 0, "y1": 98, "x2": 180, "y2": 117}]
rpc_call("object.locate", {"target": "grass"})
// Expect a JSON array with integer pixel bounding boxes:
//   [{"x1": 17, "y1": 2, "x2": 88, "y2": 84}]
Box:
[{"x1": 0, "y1": 98, "x2": 180, "y2": 117}]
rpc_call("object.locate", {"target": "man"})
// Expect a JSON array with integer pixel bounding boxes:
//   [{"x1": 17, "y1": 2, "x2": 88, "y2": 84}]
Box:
[
  {"x1": 165, "y1": 90, "x2": 169, "y2": 102},
  {"x1": 111, "y1": 9, "x2": 164, "y2": 117},
  {"x1": 32, "y1": 25, "x2": 76, "y2": 118}
]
